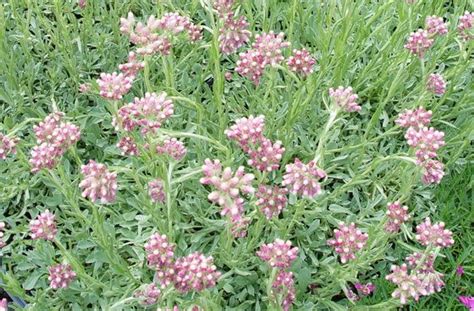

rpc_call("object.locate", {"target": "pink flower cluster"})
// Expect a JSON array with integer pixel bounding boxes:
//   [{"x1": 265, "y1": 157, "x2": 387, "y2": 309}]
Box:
[
  {"x1": 134, "y1": 283, "x2": 161, "y2": 306},
  {"x1": 145, "y1": 233, "x2": 175, "y2": 287},
  {"x1": 404, "y1": 29, "x2": 434, "y2": 58},
  {"x1": 174, "y1": 252, "x2": 221, "y2": 293},
  {"x1": 427, "y1": 73, "x2": 447, "y2": 95},
  {"x1": 218, "y1": 14, "x2": 251, "y2": 55},
  {"x1": 148, "y1": 179, "x2": 165, "y2": 203},
  {"x1": 97, "y1": 72, "x2": 134, "y2": 100},
  {"x1": 282, "y1": 158, "x2": 326, "y2": 198},
  {"x1": 225, "y1": 115, "x2": 285, "y2": 171},
  {"x1": 425, "y1": 16, "x2": 448, "y2": 36},
  {"x1": 272, "y1": 271, "x2": 296, "y2": 311},
  {"x1": 329, "y1": 86, "x2": 361, "y2": 112},
  {"x1": 117, "y1": 136, "x2": 139, "y2": 156},
  {"x1": 236, "y1": 31, "x2": 290, "y2": 84},
  {"x1": 386, "y1": 263, "x2": 426, "y2": 304},
  {"x1": 458, "y1": 11, "x2": 473, "y2": 41},
  {"x1": 354, "y1": 282, "x2": 375, "y2": 296},
  {"x1": 0, "y1": 222, "x2": 6, "y2": 248},
  {"x1": 213, "y1": 0, "x2": 235, "y2": 17},
  {"x1": 114, "y1": 92, "x2": 174, "y2": 134},
  {"x1": 48, "y1": 263, "x2": 76, "y2": 289},
  {"x1": 287, "y1": 48, "x2": 316, "y2": 76},
  {"x1": 257, "y1": 239, "x2": 299, "y2": 269},
  {"x1": 200, "y1": 159, "x2": 254, "y2": 237},
  {"x1": 415, "y1": 217, "x2": 454, "y2": 248},
  {"x1": 255, "y1": 185, "x2": 288, "y2": 219},
  {"x1": 396, "y1": 107, "x2": 445, "y2": 184},
  {"x1": 118, "y1": 52, "x2": 145, "y2": 78},
  {"x1": 0, "y1": 132, "x2": 19, "y2": 160},
  {"x1": 79, "y1": 160, "x2": 117, "y2": 203},
  {"x1": 156, "y1": 138, "x2": 187, "y2": 161},
  {"x1": 0, "y1": 298, "x2": 7, "y2": 311},
  {"x1": 30, "y1": 112, "x2": 81, "y2": 173},
  {"x1": 327, "y1": 222, "x2": 368, "y2": 263},
  {"x1": 29, "y1": 210, "x2": 57, "y2": 241},
  {"x1": 385, "y1": 201, "x2": 410, "y2": 233}
]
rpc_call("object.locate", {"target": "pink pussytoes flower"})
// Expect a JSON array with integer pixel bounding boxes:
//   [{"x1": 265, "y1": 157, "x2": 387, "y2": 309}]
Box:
[
  {"x1": 253, "y1": 31, "x2": 290, "y2": 66},
  {"x1": 404, "y1": 29, "x2": 434, "y2": 58},
  {"x1": 29, "y1": 210, "x2": 57, "y2": 241},
  {"x1": 327, "y1": 222, "x2": 368, "y2": 264},
  {"x1": 97, "y1": 72, "x2": 133, "y2": 100},
  {"x1": 458, "y1": 11, "x2": 474, "y2": 41},
  {"x1": 79, "y1": 160, "x2": 117, "y2": 203},
  {"x1": 385, "y1": 201, "x2": 410, "y2": 233},
  {"x1": 405, "y1": 127, "x2": 445, "y2": 160},
  {"x1": 415, "y1": 217, "x2": 454, "y2": 248},
  {"x1": 420, "y1": 159, "x2": 445, "y2": 184},
  {"x1": 247, "y1": 138, "x2": 284, "y2": 172},
  {"x1": 0, "y1": 132, "x2": 19, "y2": 160},
  {"x1": 219, "y1": 14, "x2": 251, "y2": 55},
  {"x1": 396, "y1": 107, "x2": 432, "y2": 129},
  {"x1": 282, "y1": 158, "x2": 326, "y2": 198},
  {"x1": 213, "y1": 0, "x2": 235, "y2": 17},
  {"x1": 459, "y1": 296, "x2": 474, "y2": 310},
  {"x1": 287, "y1": 48, "x2": 316, "y2": 76},
  {"x1": 0, "y1": 222, "x2": 6, "y2": 248},
  {"x1": 230, "y1": 216, "x2": 250, "y2": 238},
  {"x1": 456, "y1": 266, "x2": 465, "y2": 277},
  {"x1": 329, "y1": 86, "x2": 361, "y2": 112},
  {"x1": 256, "y1": 239, "x2": 298, "y2": 269},
  {"x1": 156, "y1": 138, "x2": 187, "y2": 161},
  {"x1": 33, "y1": 112, "x2": 81, "y2": 150},
  {"x1": 134, "y1": 283, "x2": 161, "y2": 306},
  {"x1": 427, "y1": 73, "x2": 447, "y2": 95},
  {"x1": 235, "y1": 49, "x2": 267, "y2": 85},
  {"x1": 29, "y1": 143, "x2": 61, "y2": 173},
  {"x1": 173, "y1": 252, "x2": 221, "y2": 293},
  {"x1": 425, "y1": 16, "x2": 448, "y2": 36},
  {"x1": 145, "y1": 233, "x2": 175, "y2": 287},
  {"x1": 157, "y1": 12, "x2": 202, "y2": 42},
  {"x1": 148, "y1": 179, "x2": 166, "y2": 203},
  {"x1": 117, "y1": 136, "x2": 139, "y2": 156},
  {"x1": 225, "y1": 115, "x2": 265, "y2": 150},
  {"x1": 118, "y1": 52, "x2": 145, "y2": 77},
  {"x1": 406, "y1": 252, "x2": 436, "y2": 274},
  {"x1": 386, "y1": 264, "x2": 427, "y2": 304},
  {"x1": 406, "y1": 252, "x2": 445, "y2": 295},
  {"x1": 114, "y1": 92, "x2": 174, "y2": 134},
  {"x1": 0, "y1": 298, "x2": 7, "y2": 311},
  {"x1": 272, "y1": 271, "x2": 296, "y2": 311},
  {"x1": 355, "y1": 282, "x2": 375, "y2": 296},
  {"x1": 79, "y1": 83, "x2": 91, "y2": 93},
  {"x1": 255, "y1": 185, "x2": 288, "y2": 219},
  {"x1": 48, "y1": 264, "x2": 76, "y2": 289}
]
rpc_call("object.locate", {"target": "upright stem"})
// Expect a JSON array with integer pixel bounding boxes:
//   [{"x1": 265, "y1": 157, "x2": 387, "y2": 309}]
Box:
[
  {"x1": 314, "y1": 109, "x2": 339, "y2": 164},
  {"x1": 144, "y1": 55, "x2": 152, "y2": 92},
  {"x1": 166, "y1": 162, "x2": 176, "y2": 235}
]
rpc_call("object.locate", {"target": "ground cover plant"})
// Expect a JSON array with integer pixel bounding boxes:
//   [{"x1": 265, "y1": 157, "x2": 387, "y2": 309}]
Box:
[{"x1": 0, "y1": 0, "x2": 473, "y2": 310}]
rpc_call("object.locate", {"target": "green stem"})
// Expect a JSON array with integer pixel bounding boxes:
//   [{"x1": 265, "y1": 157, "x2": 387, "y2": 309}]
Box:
[
  {"x1": 144, "y1": 55, "x2": 152, "y2": 92},
  {"x1": 314, "y1": 109, "x2": 339, "y2": 164},
  {"x1": 166, "y1": 162, "x2": 176, "y2": 235}
]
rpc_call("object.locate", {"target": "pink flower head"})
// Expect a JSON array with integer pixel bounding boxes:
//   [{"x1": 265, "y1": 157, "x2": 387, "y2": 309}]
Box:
[
  {"x1": 272, "y1": 271, "x2": 296, "y2": 311},
  {"x1": 253, "y1": 31, "x2": 290, "y2": 66},
  {"x1": 396, "y1": 107, "x2": 432, "y2": 129},
  {"x1": 158, "y1": 13, "x2": 202, "y2": 41},
  {"x1": 173, "y1": 252, "x2": 221, "y2": 293},
  {"x1": 405, "y1": 127, "x2": 445, "y2": 160},
  {"x1": 148, "y1": 179, "x2": 165, "y2": 204},
  {"x1": 78, "y1": 0, "x2": 86, "y2": 9},
  {"x1": 48, "y1": 264, "x2": 76, "y2": 289},
  {"x1": 420, "y1": 159, "x2": 445, "y2": 184},
  {"x1": 145, "y1": 233, "x2": 175, "y2": 286},
  {"x1": 355, "y1": 282, "x2": 375, "y2": 296},
  {"x1": 156, "y1": 138, "x2": 187, "y2": 161},
  {"x1": 235, "y1": 49, "x2": 267, "y2": 85},
  {"x1": 385, "y1": 264, "x2": 427, "y2": 304},
  {"x1": 225, "y1": 115, "x2": 265, "y2": 150},
  {"x1": 404, "y1": 29, "x2": 434, "y2": 58},
  {"x1": 29, "y1": 210, "x2": 57, "y2": 241},
  {"x1": 256, "y1": 185, "x2": 288, "y2": 219},
  {"x1": 405, "y1": 252, "x2": 444, "y2": 294},
  {"x1": 456, "y1": 266, "x2": 464, "y2": 277},
  {"x1": 213, "y1": 0, "x2": 235, "y2": 17},
  {"x1": 329, "y1": 86, "x2": 361, "y2": 112},
  {"x1": 97, "y1": 72, "x2": 133, "y2": 100},
  {"x1": 415, "y1": 217, "x2": 454, "y2": 248},
  {"x1": 256, "y1": 239, "x2": 298, "y2": 269},
  {"x1": 282, "y1": 158, "x2": 326, "y2": 198},
  {"x1": 29, "y1": 143, "x2": 62, "y2": 173},
  {"x1": 458, "y1": 11, "x2": 474, "y2": 41},
  {"x1": 0, "y1": 132, "x2": 19, "y2": 160},
  {"x1": 0, "y1": 298, "x2": 7, "y2": 311},
  {"x1": 33, "y1": 112, "x2": 80, "y2": 150},
  {"x1": 118, "y1": 52, "x2": 145, "y2": 77},
  {"x1": 0, "y1": 222, "x2": 6, "y2": 248},
  {"x1": 425, "y1": 16, "x2": 448, "y2": 36},
  {"x1": 385, "y1": 201, "x2": 410, "y2": 233},
  {"x1": 79, "y1": 83, "x2": 91, "y2": 93},
  {"x1": 79, "y1": 160, "x2": 117, "y2": 203},
  {"x1": 427, "y1": 73, "x2": 447, "y2": 95},
  {"x1": 219, "y1": 14, "x2": 251, "y2": 55},
  {"x1": 117, "y1": 136, "x2": 139, "y2": 156},
  {"x1": 459, "y1": 296, "x2": 474, "y2": 310},
  {"x1": 134, "y1": 283, "x2": 161, "y2": 306},
  {"x1": 114, "y1": 92, "x2": 174, "y2": 134},
  {"x1": 327, "y1": 222, "x2": 368, "y2": 263},
  {"x1": 247, "y1": 138, "x2": 284, "y2": 172},
  {"x1": 287, "y1": 48, "x2": 316, "y2": 76},
  {"x1": 230, "y1": 216, "x2": 250, "y2": 238}
]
